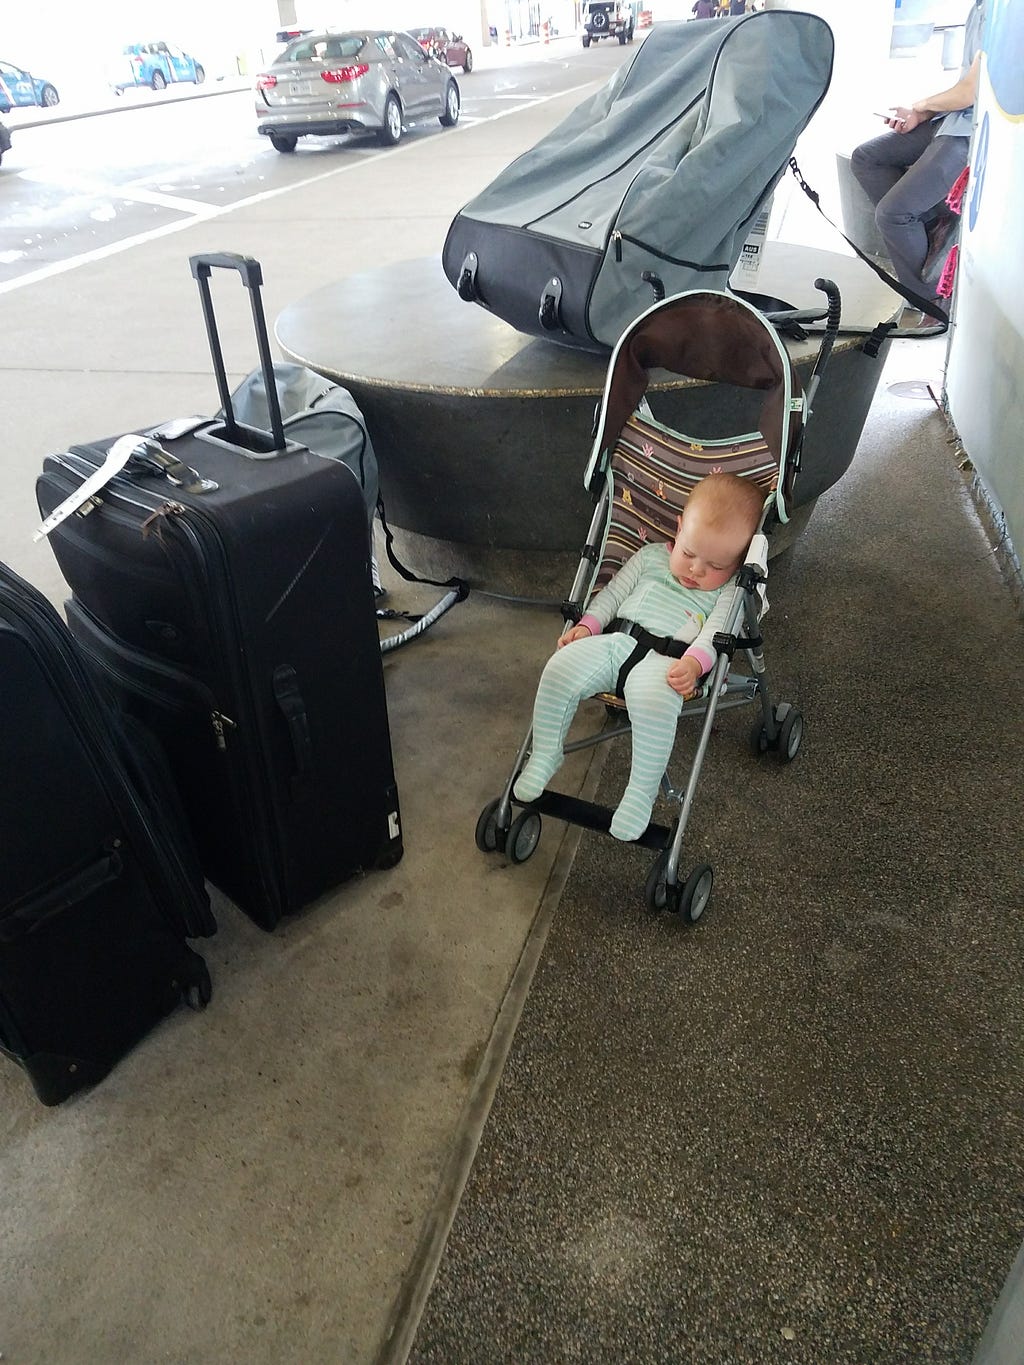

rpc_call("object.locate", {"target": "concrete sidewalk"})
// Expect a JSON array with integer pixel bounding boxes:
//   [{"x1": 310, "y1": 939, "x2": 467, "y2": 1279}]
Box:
[
  {"x1": 0, "y1": 70, "x2": 603, "y2": 1365},
  {"x1": 2, "y1": 30, "x2": 1014, "y2": 1365}
]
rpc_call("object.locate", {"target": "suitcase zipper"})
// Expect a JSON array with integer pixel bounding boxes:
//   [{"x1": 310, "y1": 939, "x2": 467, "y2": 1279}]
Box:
[
  {"x1": 64, "y1": 597, "x2": 234, "y2": 753},
  {"x1": 611, "y1": 231, "x2": 730, "y2": 272},
  {"x1": 168, "y1": 508, "x2": 286, "y2": 897}
]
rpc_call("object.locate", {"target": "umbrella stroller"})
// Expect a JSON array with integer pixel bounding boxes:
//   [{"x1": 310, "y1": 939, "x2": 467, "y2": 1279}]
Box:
[{"x1": 475, "y1": 279, "x2": 842, "y2": 922}]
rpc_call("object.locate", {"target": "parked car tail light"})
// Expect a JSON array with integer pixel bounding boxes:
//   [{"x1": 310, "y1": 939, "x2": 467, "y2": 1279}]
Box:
[
  {"x1": 320, "y1": 64, "x2": 370, "y2": 84},
  {"x1": 256, "y1": 73, "x2": 277, "y2": 90}
]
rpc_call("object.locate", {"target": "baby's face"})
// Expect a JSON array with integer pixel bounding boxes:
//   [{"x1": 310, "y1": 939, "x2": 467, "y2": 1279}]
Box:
[{"x1": 668, "y1": 505, "x2": 749, "y2": 591}]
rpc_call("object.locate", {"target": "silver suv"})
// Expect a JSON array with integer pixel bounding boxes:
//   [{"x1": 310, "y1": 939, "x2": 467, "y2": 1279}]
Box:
[
  {"x1": 255, "y1": 29, "x2": 460, "y2": 152},
  {"x1": 582, "y1": 2, "x2": 635, "y2": 46}
]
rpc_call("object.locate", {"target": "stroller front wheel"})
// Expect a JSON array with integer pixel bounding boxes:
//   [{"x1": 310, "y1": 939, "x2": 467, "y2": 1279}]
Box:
[
  {"x1": 475, "y1": 797, "x2": 505, "y2": 852},
  {"x1": 505, "y1": 809, "x2": 542, "y2": 863},
  {"x1": 679, "y1": 864, "x2": 714, "y2": 924},
  {"x1": 749, "y1": 719, "x2": 772, "y2": 755},
  {"x1": 778, "y1": 708, "x2": 804, "y2": 762},
  {"x1": 644, "y1": 849, "x2": 676, "y2": 913}
]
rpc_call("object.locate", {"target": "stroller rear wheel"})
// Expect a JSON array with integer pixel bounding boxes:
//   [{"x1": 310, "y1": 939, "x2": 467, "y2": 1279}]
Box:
[{"x1": 505, "y1": 809, "x2": 542, "y2": 863}]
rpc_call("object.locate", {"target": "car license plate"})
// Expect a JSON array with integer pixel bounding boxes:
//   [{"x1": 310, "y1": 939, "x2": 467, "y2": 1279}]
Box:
[{"x1": 288, "y1": 80, "x2": 312, "y2": 96}]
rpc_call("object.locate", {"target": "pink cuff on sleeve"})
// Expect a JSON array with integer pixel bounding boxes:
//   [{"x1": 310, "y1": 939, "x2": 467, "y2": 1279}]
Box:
[
  {"x1": 683, "y1": 644, "x2": 713, "y2": 675},
  {"x1": 578, "y1": 614, "x2": 603, "y2": 636}
]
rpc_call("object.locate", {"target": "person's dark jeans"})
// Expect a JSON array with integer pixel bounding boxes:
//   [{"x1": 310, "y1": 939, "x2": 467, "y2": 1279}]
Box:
[{"x1": 851, "y1": 122, "x2": 968, "y2": 313}]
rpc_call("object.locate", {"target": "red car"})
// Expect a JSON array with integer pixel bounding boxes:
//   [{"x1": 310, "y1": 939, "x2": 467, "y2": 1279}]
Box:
[{"x1": 408, "y1": 27, "x2": 473, "y2": 72}]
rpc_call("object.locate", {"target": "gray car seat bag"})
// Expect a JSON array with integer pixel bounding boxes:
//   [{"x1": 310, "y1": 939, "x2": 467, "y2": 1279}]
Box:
[{"x1": 442, "y1": 12, "x2": 834, "y2": 352}]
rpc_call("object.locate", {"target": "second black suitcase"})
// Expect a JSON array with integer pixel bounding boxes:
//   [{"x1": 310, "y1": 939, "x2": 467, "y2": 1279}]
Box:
[
  {"x1": 35, "y1": 254, "x2": 403, "y2": 931},
  {"x1": 0, "y1": 563, "x2": 214, "y2": 1105}
]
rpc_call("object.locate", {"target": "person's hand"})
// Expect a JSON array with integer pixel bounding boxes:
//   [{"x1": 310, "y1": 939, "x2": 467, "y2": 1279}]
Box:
[
  {"x1": 884, "y1": 105, "x2": 927, "y2": 133},
  {"x1": 557, "y1": 624, "x2": 592, "y2": 648},
  {"x1": 666, "y1": 656, "x2": 702, "y2": 697}
]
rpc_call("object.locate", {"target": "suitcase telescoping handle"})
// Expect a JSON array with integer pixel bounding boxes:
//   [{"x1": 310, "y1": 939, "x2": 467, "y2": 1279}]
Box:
[{"x1": 189, "y1": 253, "x2": 288, "y2": 455}]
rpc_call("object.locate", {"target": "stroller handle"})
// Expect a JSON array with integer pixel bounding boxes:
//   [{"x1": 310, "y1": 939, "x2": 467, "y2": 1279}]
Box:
[{"x1": 804, "y1": 278, "x2": 842, "y2": 410}]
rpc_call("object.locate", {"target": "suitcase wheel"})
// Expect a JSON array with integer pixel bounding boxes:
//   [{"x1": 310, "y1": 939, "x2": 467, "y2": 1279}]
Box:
[{"x1": 183, "y1": 958, "x2": 213, "y2": 1011}]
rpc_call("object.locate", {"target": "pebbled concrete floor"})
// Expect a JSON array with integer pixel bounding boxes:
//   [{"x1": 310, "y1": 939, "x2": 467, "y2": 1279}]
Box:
[{"x1": 407, "y1": 366, "x2": 1024, "y2": 1365}]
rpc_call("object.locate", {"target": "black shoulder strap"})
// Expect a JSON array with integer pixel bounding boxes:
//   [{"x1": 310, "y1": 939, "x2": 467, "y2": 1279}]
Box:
[
  {"x1": 787, "y1": 157, "x2": 949, "y2": 355},
  {"x1": 376, "y1": 494, "x2": 469, "y2": 600}
]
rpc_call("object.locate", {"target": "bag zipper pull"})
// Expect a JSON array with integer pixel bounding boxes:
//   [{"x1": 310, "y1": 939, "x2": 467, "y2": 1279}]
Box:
[
  {"x1": 612, "y1": 230, "x2": 623, "y2": 262},
  {"x1": 211, "y1": 711, "x2": 237, "y2": 751}
]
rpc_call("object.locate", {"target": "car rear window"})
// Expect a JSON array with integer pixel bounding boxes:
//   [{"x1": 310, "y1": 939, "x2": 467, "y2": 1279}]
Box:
[{"x1": 278, "y1": 35, "x2": 366, "y2": 64}]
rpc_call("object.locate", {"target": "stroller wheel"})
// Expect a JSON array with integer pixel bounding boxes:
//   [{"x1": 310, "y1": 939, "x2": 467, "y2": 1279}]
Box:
[
  {"x1": 505, "y1": 809, "x2": 542, "y2": 863},
  {"x1": 749, "y1": 719, "x2": 772, "y2": 755},
  {"x1": 644, "y1": 849, "x2": 677, "y2": 914},
  {"x1": 777, "y1": 707, "x2": 804, "y2": 762},
  {"x1": 475, "y1": 798, "x2": 505, "y2": 853},
  {"x1": 679, "y1": 863, "x2": 714, "y2": 924},
  {"x1": 750, "y1": 704, "x2": 804, "y2": 761}
]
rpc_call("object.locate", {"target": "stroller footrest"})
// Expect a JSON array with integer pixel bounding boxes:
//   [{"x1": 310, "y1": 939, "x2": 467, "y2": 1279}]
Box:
[{"x1": 527, "y1": 791, "x2": 670, "y2": 849}]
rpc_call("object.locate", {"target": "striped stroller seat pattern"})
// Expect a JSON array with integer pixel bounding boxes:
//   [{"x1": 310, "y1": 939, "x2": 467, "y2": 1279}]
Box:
[{"x1": 594, "y1": 414, "x2": 777, "y2": 593}]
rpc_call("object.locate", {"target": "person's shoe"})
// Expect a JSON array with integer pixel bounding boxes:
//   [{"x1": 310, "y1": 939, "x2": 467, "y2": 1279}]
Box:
[
  {"x1": 896, "y1": 307, "x2": 945, "y2": 336},
  {"x1": 923, "y1": 215, "x2": 957, "y2": 280}
]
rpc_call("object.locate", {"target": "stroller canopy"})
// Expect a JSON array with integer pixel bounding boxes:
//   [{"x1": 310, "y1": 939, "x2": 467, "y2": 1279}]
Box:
[{"x1": 594, "y1": 290, "x2": 803, "y2": 478}]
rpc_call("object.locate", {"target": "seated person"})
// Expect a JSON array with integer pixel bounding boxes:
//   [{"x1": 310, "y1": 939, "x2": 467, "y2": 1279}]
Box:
[
  {"x1": 514, "y1": 472, "x2": 765, "y2": 841},
  {"x1": 850, "y1": 0, "x2": 984, "y2": 324}
]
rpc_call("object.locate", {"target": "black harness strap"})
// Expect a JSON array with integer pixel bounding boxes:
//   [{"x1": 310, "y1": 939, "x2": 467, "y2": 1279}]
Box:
[{"x1": 612, "y1": 620, "x2": 687, "y2": 697}]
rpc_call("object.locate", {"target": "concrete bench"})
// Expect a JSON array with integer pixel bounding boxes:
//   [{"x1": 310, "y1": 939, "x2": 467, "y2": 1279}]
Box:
[{"x1": 275, "y1": 244, "x2": 902, "y2": 598}]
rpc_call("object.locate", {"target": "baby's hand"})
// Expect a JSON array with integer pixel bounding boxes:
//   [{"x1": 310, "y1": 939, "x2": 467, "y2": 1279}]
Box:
[
  {"x1": 666, "y1": 657, "x2": 702, "y2": 697},
  {"x1": 557, "y1": 624, "x2": 592, "y2": 648}
]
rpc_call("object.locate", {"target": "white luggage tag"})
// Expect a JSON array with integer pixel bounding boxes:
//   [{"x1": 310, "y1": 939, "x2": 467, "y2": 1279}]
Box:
[
  {"x1": 34, "y1": 434, "x2": 150, "y2": 542},
  {"x1": 34, "y1": 433, "x2": 217, "y2": 542}
]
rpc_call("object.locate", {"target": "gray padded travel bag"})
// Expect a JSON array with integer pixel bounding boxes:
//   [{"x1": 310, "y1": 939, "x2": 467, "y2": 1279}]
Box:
[{"x1": 443, "y1": 11, "x2": 834, "y2": 352}]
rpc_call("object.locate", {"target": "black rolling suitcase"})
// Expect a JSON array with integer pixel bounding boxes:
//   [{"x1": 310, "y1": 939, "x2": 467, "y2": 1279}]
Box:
[
  {"x1": 35, "y1": 253, "x2": 403, "y2": 932},
  {"x1": 0, "y1": 563, "x2": 214, "y2": 1106}
]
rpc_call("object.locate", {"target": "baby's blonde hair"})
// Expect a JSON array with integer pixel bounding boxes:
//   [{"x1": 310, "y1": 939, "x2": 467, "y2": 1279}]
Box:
[{"x1": 685, "y1": 472, "x2": 765, "y2": 539}]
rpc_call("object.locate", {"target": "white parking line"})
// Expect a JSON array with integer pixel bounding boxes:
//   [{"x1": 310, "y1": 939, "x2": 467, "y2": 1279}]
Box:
[
  {"x1": 16, "y1": 167, "x2": 213, "y2": 216},
  {"x1": 0, "y1": 81, "x2": 595, "y2": 298}
]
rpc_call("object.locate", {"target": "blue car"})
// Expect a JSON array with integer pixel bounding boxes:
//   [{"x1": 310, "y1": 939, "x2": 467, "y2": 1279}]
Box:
[
  {"x1": 112, "y1": 42, "x2": 206, "y2": 94},
  {"x1": 0, "y1": 59, "x2": 60, "y2": 111}
]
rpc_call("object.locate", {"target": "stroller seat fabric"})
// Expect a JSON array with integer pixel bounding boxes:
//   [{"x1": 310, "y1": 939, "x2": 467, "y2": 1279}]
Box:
[{"x1": 596, "y1": 414, "x2": 779, "y2": 593}]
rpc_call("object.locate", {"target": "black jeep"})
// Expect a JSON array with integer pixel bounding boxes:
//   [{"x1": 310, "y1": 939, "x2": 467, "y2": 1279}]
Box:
[{"x1": 582, "y1": 1, "x2": 635, "y2": 46}]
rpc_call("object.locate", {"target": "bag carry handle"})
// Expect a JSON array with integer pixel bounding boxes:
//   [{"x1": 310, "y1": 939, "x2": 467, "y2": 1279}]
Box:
[
  {"x1": 272, "y1": 664, "x2": 314, "y2": 795},
  {"x1": 188, "y1": 253, "x2": 288, "y2": 452}
]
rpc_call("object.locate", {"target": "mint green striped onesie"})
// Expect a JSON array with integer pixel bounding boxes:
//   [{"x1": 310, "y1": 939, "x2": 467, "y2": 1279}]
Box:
[{"x1": 514, "y1": 543, "x2": 737, "y2": 841}]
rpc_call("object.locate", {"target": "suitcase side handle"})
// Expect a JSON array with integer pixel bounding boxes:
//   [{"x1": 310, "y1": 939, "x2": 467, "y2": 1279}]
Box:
[
  {"x1": 188, "y1": 253, "x2": 288, "y2": 456},
  {"x1": 272, "y1": 665, "x2": 314, "y2": 794}
]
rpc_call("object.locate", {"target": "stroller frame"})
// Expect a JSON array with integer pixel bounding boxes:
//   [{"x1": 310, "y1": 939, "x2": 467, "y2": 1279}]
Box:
[{"x1": 476, "y1": 281, "x2": 842, "y2": 922}]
